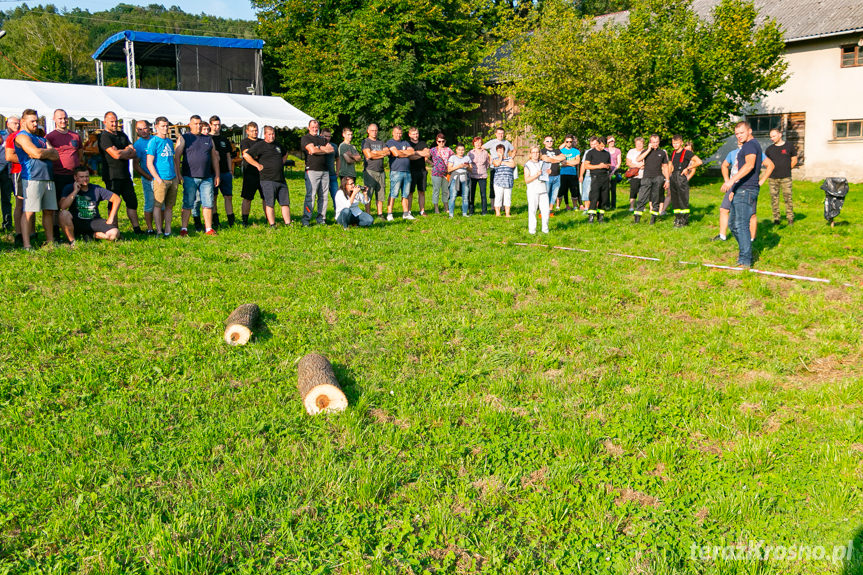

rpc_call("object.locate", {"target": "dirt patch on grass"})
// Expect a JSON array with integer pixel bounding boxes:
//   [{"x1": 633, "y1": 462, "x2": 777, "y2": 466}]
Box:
[
  {"x1": 603, "y1": 439, "x2": 625, "y2": 458},
  {"x1": 794, "y1": 354, "x2": 861, "y2": 386},
  {"x1": 613, "y1": 486, "x2": 660, "y2": 508},
  {"x1": 739, "y1": 402, "x2": 761, "y2": 413},
  {"x1": 648, "y1": 463, "x2": 670, "y2": 482},
  {"x1": 471, "y1": 476, "x2": 503, "y2": 499},
  {"x1": 426, "y1": 545, "x2": 485, "y2": 572},
  {"x1": 694, "y1": 507, "x2": 709, "y2": 525},
  {"x1": 485, "y1": 395, "x2": 529, "y2": 417},
  {"x1": 850, "y1": 444, "x2": 863, "y2": 453},
  {"x1": 520, "y1": 467, "x2": 548, "y2": 489},
  {"x1": 368, "y1": 408, "x2": 409, "y2": 429},
  {"x1": 691, "y1": 432, "x2": 731, "y2": 455}
]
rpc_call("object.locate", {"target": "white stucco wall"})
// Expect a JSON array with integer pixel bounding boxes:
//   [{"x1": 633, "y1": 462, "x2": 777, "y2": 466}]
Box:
[{"x1": 754, "y1": 35, "x2": 863, "y2": 183}]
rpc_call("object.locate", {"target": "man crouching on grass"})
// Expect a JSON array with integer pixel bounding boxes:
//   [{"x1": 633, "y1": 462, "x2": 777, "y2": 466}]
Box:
[{"x1": 58, "y1": 166, "x2": 121, "y2": 243}]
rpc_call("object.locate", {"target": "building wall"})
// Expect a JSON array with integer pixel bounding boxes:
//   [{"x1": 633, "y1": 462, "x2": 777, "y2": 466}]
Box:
[{"x1": 754, "y1": 34, "x2": 863, "y2": 182}]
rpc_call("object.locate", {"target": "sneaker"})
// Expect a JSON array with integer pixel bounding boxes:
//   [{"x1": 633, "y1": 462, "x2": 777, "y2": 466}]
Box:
[
  {"x1": 386, "y1": 213, "x2": 394, "y2": 221},
  {"x1": 403, "y1": 213, "x2": 415, "y2": 220},
  {"x1": 205, "y1": 229, "x2": 217, "y2": 236},
  {"x1": 162, "y1": 233, "x2": 171, "y2": 238},
  {"x1": 549, "y1": 211, "x2": 555, "y2": 217},
  {"x1": 628, "y1": 207, "x2": 635, "y2": 212},
  {"x1": 146, "y1": 229, "x2": 155, "y2": 236},
  {"x1": 588, "y1": 214, "x2": 595, "y2": 223},
  {"x1": 420, "y1": 210, "x2": 426, "y2": 217},
  {"x1": 449, "y1": 212, "x2": 454, "y2": 218},
  {"x1": 711, "y1": 234, "x2": 726, "y2": 241},
  {"x1": 179, "y1": 228, "x2": 188, "y2": 237},
  {"x1": 463, "y1": 213, "x2": 470, "y2": 217}
]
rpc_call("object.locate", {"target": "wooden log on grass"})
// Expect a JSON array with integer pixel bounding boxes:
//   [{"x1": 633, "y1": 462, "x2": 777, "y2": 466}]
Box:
[
  {"x1": 297, "y1": 353, "x2": 348, "y2": 415},
  {"x1": 223, "y1": 303, "x2": 260, "y2": 345}
]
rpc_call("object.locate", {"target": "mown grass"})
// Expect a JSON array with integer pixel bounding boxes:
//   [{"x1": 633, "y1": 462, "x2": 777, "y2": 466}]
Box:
[{"x1": 0, "y1": 171, "x2": 861, "y2": 574}]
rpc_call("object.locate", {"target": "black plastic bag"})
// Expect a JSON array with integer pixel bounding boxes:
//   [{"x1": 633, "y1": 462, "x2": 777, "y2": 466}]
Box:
[{"x1": 821, "y1": 177, "x2": 849, "y2": 223}]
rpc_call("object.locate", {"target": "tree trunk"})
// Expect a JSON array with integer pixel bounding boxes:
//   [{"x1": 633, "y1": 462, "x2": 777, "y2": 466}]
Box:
[
  {"x1": 297, "y1": 353, "x2": 348, "y2": 415},
  {"x1": 223, "y1": 303, "x2": 260, "y2": 346}
]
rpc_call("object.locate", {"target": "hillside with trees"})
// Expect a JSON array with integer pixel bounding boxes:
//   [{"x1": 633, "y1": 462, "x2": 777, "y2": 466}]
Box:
[{"x1": 0, "y1": 4, "x2": 256, "y2": 85}]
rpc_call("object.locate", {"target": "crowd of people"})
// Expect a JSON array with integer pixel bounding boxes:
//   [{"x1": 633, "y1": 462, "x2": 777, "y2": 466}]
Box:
[{"x1": 0, "y1": 110, "x2": 798, "y2": 267}]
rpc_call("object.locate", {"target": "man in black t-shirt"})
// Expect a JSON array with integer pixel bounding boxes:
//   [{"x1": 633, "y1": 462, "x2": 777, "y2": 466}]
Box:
[
  {"x1": 247, "y1": 126, "x2": 290, "y2": 227},
  {"x1": 583, "y1": 136, "x2": 612, "y2": 223},
  {"x1": 58, "y1": 165, "x2": 121, "y2": 242},
  {"x1": 540, "y1": 137, "x2": 565, "y2": 213},
  {"x1": 668, "y1": 135, "x2": 702, "y2": 228},
  {"x1": 762, "y1": 128, "x2": 797, "y2": 225},
  {"x1": 209, "y1": 115, "x2": 236, "y2": 227},
  {"x1": 407, "y1": 127, "x2": 430, "y2": 216},
  {"x1": 633, "y1": 134, "x2": 670, "y2": 224},
  {"x1": 300, "y1": 119, "x2": 333, "y2": 226},
  {"x1": 361, "y1": 124, "x2": 389, "y2": 216},
  {"x1": 98, "y1": 111, "x2": 142, "y2": 233},
  {"x1": 239, "y1": 122, "x2": 263, "y2": 227}
]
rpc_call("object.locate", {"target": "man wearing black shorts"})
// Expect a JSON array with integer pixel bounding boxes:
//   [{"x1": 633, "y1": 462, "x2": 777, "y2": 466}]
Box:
[
  {"x1": 98, "y1": 111, "x2": 142, "y2": 234},
  {"x1": 240, "y1": 122, "x2": 263, "y2": 227},
  {"x1": 633, "y1": 134, "x2": 669, "y2": 224},
  {"x1": 668, "y1": 135, "x2": 702, "y2": 228},
  {"x1": 246, "y1": 126, "x2": 291, "y2": 227},
  {"x1": 407, "y1": 127, "x2": 430, "y2": 216},
  {"x1": 583, "y1": 136, "x2": 612, "y2": 223},
  {"x1": 210, "y1": 115, "x2": 236, "y2": 227},
  {"x1": 58, "y1": 165, "x2": 121, "y2": 242}
]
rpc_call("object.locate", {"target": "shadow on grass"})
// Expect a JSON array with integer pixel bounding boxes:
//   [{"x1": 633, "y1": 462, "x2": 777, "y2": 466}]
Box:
[
  {"x1": 253, "y1": 310, "x2": 275, "y2": 343},
  {"x1": 331, "y1": 362, "x2": 361, "y2": 406},
  {"x1": 842, "y1": 525, "x2": 862, "y2": 575},
  {"x1": 752, "y1": 224, "x2": 782, "y2": 264}
]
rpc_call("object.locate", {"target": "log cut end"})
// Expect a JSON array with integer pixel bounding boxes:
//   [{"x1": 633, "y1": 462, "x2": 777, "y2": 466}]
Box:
[
  {"x1": 224, "y1": 324, "x2": 253, "y2": 346},
  {"x1": 224, "y1": 303, "x2": 260, "y2": 346},
  {"x1": 297, "y1": 353, "x2": 348, "y2": 415},
  {"x1": 302, "y1": 383, "x2": 349, "y2": 415}
]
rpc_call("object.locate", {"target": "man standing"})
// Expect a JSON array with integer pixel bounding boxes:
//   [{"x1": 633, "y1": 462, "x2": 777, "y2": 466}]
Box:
[
  {"x1": 361, "y1": 124, "x2": 389, "y2": 216},
  {"x1": 146, "y1": 116, "x2": 179, "y2": 237},
  {"x1": 99, "y1": 111, "x2": 143, "y2": 234},
  {"x1": 240, "y1": 122, "x2": 262, "y2": 227},
  {"x1": 132, "y1": 120, "x2": 155, "y2": 234},
  {"x1": 175, "y1": 115, "x2": 219, "y2": 236},
  {"x1": 322, "y1": 127, "x2": 339, "y2": 203},
  {"x1": 558, "y1": 135, "x2": 580, "y2": 211},
  {"x1": 540, "y1": 136, "x2": 565, "y2": 213},
  {"x1": 246, "y1": 126, "x2": 291, "y2": 227},
  {"x1": 300, "y1": 119, "x2": 332, "y2": 226},
  {"x1": 47, "y1": 109, "x2": 83, "y2": 238},
  {"x1": 583, "y1": 136, "x2": 612, "y2": 223},
  {"x1": 384, "y1": 126, "x2": 415, "y2": 221},
  {"x1": 668, "y1": 135, "x2": 702, "y2": 228},
  {"x1": 0, "y1": 116, "x2": 20, "y2": 234},
  {"x1": 58, "y1": 165, "x2": 121, "y2": 243},
  {"x1": 16, "y1": 109, "x2": 59, "y2": 250},
  {"x1": 579, "y1": 137, "x2": 598, "y2": 211},
  {"x1": 407, "y1": 127, "x2": 430, "y2": 216},
  {"x1": 210, "y1": 115, "x2": 236, "y2": 227},
  {"x1": 721, "y1": 121, "x2": 762, "y2": 268},
  {"x1": 338, "y1": 127, "x2": 362, "y2": 187},
  {"x1": 763, "y1": 127, "x2": 797, "y2": 225},
  {"x1": 483, "y1": 127, "x2": 514, "y2": 200},
  {"x1": 633, "y1": 134, "x2": 669, "y2": 224}
]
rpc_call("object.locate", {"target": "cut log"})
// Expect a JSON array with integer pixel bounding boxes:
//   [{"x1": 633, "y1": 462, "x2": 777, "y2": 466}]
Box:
[
  {"x1": 223, "y1": 303, "x2": 260, "y2": 346},
  {"x1": 297, "y1": 353, "x2": 348, "y2": 415}
]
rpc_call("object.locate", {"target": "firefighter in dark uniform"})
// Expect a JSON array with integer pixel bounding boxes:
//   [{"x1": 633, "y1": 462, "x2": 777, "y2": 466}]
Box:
[{"x1": 668, "y1": 135, "x2": 702, "y2": 227}]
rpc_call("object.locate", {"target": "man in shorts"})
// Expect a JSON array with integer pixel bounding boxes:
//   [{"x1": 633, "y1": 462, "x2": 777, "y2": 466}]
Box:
[
  {"x1": 58, "y1": 165, "x2": 121, "y2": 243},
  {"x1": 132, "y1": 120, "x2": 155, "y2": 234},
  {"x1": 47, "y1": 109, "x2": 83, "y2": 238},
  {"x1": 210, "y1": 115, "x2": 236, "y2": 227},
  {"x1": 240, "y1": 122, "x2": 262, "y2": 227},
  {"x1": 16, "y1": 109, "x2": 60, "y2": 250},
  {"x1": 246, "y1": 125, "x2": 291, "y2": 227},
  {"x1": 174, "y1": 115, "x2": 219, "y2": 236},
  {"x1": 146, "y1": 116, "x2": 179, "y2": 237},
  {"x1": 407, "y1": 127, "x2": 430, "y2": 216},
  {"x1": 361, "y1": 124, "x2": 389, "y2": 216},
  {"x1": 99, "y1": 111, "x2": 143, "y2": 234}
]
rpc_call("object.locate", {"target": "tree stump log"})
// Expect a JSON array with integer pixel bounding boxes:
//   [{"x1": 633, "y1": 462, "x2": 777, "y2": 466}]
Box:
[
  {"x1": 223, "y1": 304, "x2": 260, "y2": 346},
  {"x1": 297, "y1": 353, "x2": 348, "y2": 415}
]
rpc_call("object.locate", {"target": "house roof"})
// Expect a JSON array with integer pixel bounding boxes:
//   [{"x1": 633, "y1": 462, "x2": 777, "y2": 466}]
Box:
[{"x1": 596, "y1": 0, "x2": 863, "y2": 43}]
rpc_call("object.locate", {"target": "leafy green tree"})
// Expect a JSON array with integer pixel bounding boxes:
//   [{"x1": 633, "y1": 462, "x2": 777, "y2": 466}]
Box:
[
  {"x1": 501, "y1": 0, "x2": 787, "y2": 153},
  {"x1": 254, "y1": 0, "x2": 507, "y2": 134}
]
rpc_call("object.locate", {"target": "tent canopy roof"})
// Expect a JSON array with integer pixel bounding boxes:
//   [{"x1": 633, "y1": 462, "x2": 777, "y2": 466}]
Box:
[
  {"x1": 92, "y1": 30, "x2": 264, "y2": 64},
  {"x1": 0, "y1": 79, "x2": 312, "y2": 129}
]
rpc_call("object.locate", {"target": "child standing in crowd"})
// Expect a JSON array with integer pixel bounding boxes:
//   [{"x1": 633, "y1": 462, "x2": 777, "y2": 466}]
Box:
[
  {"x1": 492, "y1": 144, "x2": 515, "y2": 217},
  {"x1": 524, "y1": 146, "x2": 549, "y2": 234}
]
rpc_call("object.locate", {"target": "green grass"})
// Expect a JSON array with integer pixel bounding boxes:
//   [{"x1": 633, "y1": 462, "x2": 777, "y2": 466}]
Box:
[{"x1": 1, "y1": 172, "x2": 861, "y2": 574}]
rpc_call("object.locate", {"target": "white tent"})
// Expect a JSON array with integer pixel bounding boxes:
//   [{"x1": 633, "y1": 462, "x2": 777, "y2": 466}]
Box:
[{"x1": 0, "y1": 79, "x2": 313, "y2": 137}]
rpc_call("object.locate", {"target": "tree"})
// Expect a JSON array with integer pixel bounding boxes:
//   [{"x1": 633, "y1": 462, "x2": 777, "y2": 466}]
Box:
[
  {"x1": 254, "y1": 0, "x2": 507, "y2": 134},
  {"x1": 501, "y1": 0, "x2": 787, "y2": 153},
  {"x1": 0, "y1": 10, "x2": 92, "y2": 82}
]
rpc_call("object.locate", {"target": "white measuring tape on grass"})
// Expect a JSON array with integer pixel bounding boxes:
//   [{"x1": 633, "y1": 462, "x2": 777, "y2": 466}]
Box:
[{"x1": 513, "y1": 242, "x2": 852, "y2": 286}]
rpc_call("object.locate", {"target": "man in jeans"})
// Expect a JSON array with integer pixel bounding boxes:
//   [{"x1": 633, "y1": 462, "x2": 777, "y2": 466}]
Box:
[
  {"x1": 132, "y1": 120, "x2": 155, "y2": 234},
  {"x1": 300, "y1": 119, "x2": 332, "y2": 226},
  {"x1": 0, "y1": 116, "x2": 18, "y2": 232},
  {"x1": 721, "y1": 121, "x2": 763, "y2": 268},
  {"x1": 385, "y1": 126, "x2": 415, "y2": 221},
  {"x1": 174, "y1": 115, "x2": 220, "y2": 236},
  {"x1": 762, "y1": 127, "x2": 797, "y2": 225}
]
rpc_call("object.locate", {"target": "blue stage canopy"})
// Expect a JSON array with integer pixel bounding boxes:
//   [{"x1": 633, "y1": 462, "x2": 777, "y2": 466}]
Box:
[{"x1": 92, "y1": 30, "x2": 264, "y2": 62}]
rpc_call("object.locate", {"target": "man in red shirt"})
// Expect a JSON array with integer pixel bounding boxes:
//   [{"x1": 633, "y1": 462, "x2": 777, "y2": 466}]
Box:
[
  {"x1": 3, "y1": 117, "x2": 25, "y2": 244},
  {"x1": 47, "y1": 109, "x2": 83, "y2": 239}
]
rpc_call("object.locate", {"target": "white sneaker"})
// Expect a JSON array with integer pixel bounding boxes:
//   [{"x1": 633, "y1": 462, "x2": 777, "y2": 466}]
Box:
[
  {"x1": 403, "y1": 212, "x2": 415, "y2": 220},
  {"x1": 449, "y1": 212, "x2": 454, "y2": 218},
  {"x1": 386, "y1": 213, "x2": 394, "y2": 221}
]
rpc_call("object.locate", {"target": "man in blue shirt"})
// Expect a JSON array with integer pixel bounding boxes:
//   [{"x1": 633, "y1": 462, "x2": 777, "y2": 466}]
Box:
[
  {"x1": 558, "y1": 135, "x2": 580, "y2": 210},
  {"x1": 15, "y1": 109, "x2": 59, "y2": 250},
  {"x1": 720, "y1": 121, "x2": 762, "y2": 267},
  {"x1": 147, "y1": 116, "x2": 179, "y2": 237}
]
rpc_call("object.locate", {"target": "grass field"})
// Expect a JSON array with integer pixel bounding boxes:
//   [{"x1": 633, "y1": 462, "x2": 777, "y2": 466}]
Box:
[{"x1": 1, "y1": 170, "x2": 861, "y2": 574}]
